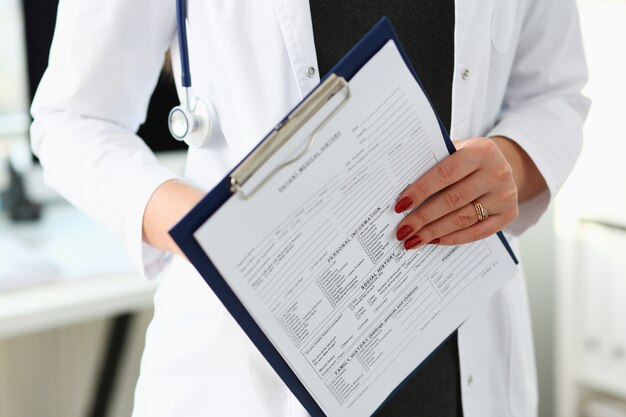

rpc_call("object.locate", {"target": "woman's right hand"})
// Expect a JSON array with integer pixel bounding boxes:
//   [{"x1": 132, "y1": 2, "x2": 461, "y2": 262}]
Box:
[{"x1": 142, "y1": 179, "x2": 205, "y2": 256}]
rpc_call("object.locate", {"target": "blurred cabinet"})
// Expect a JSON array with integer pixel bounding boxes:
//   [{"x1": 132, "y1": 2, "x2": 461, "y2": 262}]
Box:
[
  {"x1": 582, "y1": 399, "x2": 626, "y2": 417},
  {"x1": 556, "y1": 220, "x2": 626, "y2": 417},
  {"x1": 577, "y1": 222, "x2": 626, "y2": 396}
]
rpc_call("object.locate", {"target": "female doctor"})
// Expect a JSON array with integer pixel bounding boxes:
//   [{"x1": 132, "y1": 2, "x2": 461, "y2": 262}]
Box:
[{"x1": 31, "y1": 0, "x2": 589, "y2": 416}]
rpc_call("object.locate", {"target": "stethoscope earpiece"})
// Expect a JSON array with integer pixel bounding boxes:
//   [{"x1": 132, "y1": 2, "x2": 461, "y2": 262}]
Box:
[{"x1": 168, "y1": 0, "x2": 213, "y2": 148}]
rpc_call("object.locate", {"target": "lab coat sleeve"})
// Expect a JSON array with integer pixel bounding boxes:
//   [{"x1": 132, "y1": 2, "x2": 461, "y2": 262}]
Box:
[
  {"x1": 30, "y1": 0, "x2": 179, "y2": 279},
  {"x1": 487, "y1": 0, "x2": 591, "y2": 235}
]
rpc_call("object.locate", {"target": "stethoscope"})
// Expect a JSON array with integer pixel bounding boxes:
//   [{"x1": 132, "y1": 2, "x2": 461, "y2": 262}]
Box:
[{"x1": 168, "y1": 0, "x2": 214, "y2": 147}]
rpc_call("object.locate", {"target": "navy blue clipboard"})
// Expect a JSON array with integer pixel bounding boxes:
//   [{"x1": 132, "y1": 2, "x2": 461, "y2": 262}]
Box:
[{"x1": 170, "y1": 17, "x2": 518, "y2": 417}]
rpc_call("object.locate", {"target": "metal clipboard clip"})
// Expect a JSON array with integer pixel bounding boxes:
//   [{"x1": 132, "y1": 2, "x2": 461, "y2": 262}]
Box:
[{"x1": 230, "y1": 74, "x2": 351, "y2": 199}]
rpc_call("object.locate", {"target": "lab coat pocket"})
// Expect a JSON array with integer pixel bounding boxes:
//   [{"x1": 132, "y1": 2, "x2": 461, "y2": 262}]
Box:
[{"x1": 491, "y1": 0, "x2": 518, "y2": 54}]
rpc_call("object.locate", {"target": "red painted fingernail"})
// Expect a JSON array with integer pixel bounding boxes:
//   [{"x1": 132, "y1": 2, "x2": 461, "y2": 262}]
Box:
[
  {"x1": 430, "y1": 238, "x2": 441, "y2": 244},
  {"x1": 394, "y1": 197, "x2": 413, "y2": 213},
  {"x1": 396, "y1": 225, "x2": 413, "y2": 240},
  {"x1": 404, "y1": 235, "x2": 422, "y2": 250}
]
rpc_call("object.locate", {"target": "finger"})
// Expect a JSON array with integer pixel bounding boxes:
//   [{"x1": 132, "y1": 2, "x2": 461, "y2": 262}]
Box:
[
  {"x1": 394, "y1": 139, "x2": 499, "y2": 213},
  {"x1": 399, "y1": 202, "x2": 479, "y2": 246},
  {"x1": 431, "y1": 215, "x2": 507, "y2": 246},
  {"x1": 399, "y1": 192, "x2": 511, "y2": 247},
  {"x1": 434, "y1": 210, "x2": 518, "y2": 246},
  {"x1": 396, "y1": 171, "x2": 492, "y2": 233}
]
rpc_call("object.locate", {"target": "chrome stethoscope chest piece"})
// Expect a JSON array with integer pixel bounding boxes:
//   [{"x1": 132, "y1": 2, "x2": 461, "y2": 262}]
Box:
[{"x1": 168, "y1": 97, "x2": 211, "y2": 148}]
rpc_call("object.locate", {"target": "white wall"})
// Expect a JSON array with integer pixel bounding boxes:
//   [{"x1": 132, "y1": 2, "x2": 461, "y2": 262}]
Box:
[{"x1": 0, "y1": 0, "x2": 29, "y2": 115}]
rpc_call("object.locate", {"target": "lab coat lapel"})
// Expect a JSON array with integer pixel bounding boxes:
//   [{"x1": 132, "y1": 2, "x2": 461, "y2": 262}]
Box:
[{"x1": 270, "y1": 0, "x2": 319, "y2": 98}]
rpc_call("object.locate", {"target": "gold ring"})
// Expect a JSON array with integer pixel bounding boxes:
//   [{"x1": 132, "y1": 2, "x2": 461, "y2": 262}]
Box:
[{"x1": 473, "y1": 201, "x2": 489, "y2": 222}]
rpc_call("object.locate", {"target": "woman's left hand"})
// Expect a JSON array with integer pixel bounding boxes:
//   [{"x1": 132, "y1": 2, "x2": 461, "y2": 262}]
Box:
[{"x1": 394, "y1": 137, "x2": 520, "y2": 249}]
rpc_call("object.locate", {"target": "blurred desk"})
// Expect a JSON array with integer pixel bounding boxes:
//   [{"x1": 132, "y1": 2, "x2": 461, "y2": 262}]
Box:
[
  {"x1": 0, "y1": 202, "x2": 156, "y2": 339},
  {"x1": 0, "y1": 202, "x2": 156, "y2": 417},
  {"x1": 0, "y1": 273, "x2": 155, "y2": 339}
]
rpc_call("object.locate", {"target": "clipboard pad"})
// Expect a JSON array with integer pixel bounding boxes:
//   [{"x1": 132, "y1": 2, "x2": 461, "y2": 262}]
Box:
[{"x1": 170, "y1": 17, "x2": 518, "y2": 417}]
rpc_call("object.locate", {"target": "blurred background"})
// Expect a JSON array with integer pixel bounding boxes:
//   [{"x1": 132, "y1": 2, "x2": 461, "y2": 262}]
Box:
[{"x1": 0, "y1": 0, "x2": 624, "y2": 416}]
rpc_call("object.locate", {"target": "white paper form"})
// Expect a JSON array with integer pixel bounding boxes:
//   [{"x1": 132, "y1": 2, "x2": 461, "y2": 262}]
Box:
[{"x1": 194, "y1": 41, "x2": 518, "y2": 417}]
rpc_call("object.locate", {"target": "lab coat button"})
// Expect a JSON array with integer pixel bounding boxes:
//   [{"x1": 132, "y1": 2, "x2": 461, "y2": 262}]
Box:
[
  {"x1": 306, "y1": 66, "x2": 316, "y2": 78},
  {"x1": 467, "y1": 374, "x2": 474, "y2": 385},
  {"x1": 462, "y1": 68, "x2": 471, "y2": 80}
]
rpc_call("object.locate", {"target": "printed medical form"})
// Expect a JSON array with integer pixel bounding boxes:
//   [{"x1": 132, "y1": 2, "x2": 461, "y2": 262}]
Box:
[{"x1": 194, "y1": 41, "x2": 518, "y2": 417}]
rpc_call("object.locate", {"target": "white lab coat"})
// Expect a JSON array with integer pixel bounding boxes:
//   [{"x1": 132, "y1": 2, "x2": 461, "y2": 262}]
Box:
[{"x1": 30, "y1": 0, "x2": 590, "y2": 415}]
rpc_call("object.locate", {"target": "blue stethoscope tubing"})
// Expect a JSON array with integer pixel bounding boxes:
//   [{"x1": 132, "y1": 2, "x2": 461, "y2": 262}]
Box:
[
  {"x1": 176, "y1": 0, "x2": 191, "y2": 88},
  {"x1": 168, "y1": 0, "x2": 213, "y2": 147}
]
